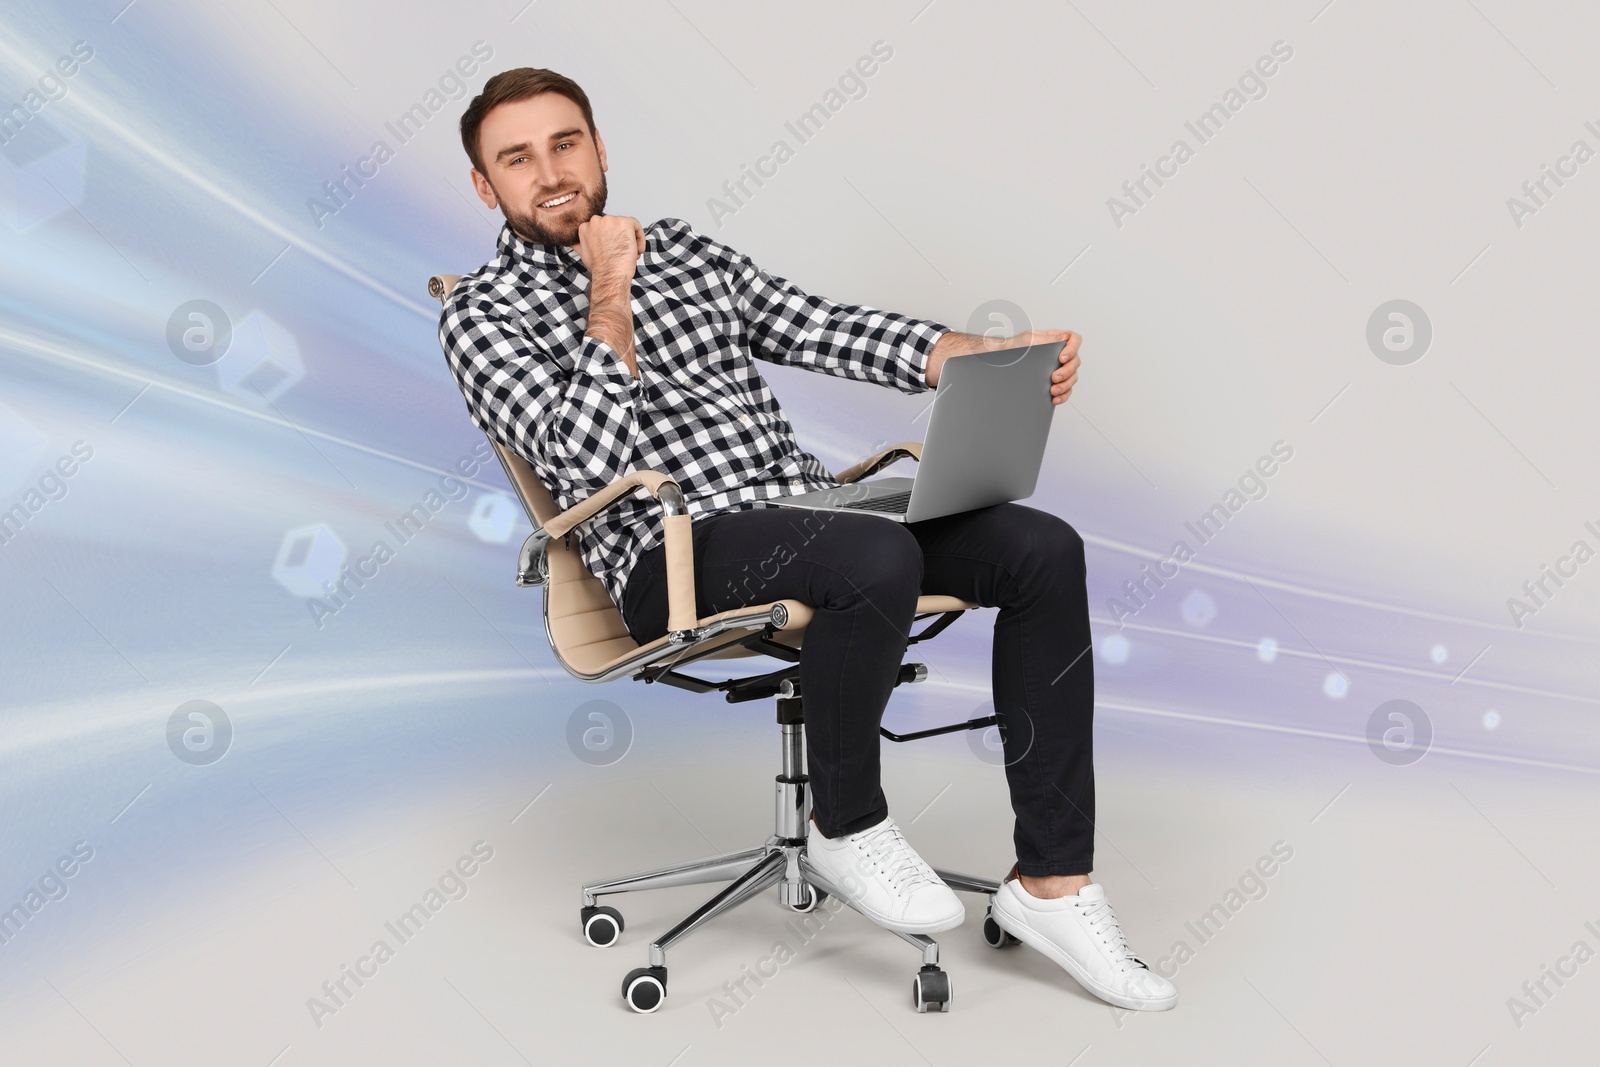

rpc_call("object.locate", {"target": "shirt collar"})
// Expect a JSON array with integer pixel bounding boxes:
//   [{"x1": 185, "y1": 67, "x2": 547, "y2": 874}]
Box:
[{"x1": 496, "y1": 220, "x2": 585, "y2": 274}]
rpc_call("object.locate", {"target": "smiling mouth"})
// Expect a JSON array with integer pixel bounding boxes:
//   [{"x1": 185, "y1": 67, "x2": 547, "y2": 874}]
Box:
[{"x1": 537, "y1": 191, "x2": 578, "y2": 210}]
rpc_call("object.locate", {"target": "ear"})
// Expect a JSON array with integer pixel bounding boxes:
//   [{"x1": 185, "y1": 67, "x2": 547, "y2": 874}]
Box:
[
  {"x1": 594, "y1": 128, "x2": 608, "y2": 173},
  {"x1": 471, "y1": 168, "x2": 498, "y2": 210}
]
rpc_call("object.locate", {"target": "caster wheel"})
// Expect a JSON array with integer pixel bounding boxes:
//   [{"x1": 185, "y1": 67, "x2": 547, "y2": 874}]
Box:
[
  {"x1": 582, "y1": 905, "x2": 624, "y2": 947},
  {"x1": 912, "y1": 966, "x2": 952, "y2": 1013},
  {"x1": 787, "y1": 883, "x2": 828, "y2": 914},
  {"x1": 622, "y1": 966, "x2": 668, "y2": 1013},
  {"x1": 982, "y1": 909, "x2": 1020, "y2": 949}
]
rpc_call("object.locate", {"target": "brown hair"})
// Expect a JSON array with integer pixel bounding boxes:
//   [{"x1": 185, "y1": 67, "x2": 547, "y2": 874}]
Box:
[{"x1": 459, "y1": 67, "x2": 597, "y2": 177}]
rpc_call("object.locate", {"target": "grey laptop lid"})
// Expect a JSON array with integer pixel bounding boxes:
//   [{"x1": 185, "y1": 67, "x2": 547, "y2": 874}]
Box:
[{"x1": 901, "y1": 339, "x2": 1062, "y2": 521}]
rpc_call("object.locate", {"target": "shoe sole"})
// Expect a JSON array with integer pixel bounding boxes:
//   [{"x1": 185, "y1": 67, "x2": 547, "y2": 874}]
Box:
[
  {"x1": 991, "y1": 892, "x2": 1177, "y2": 1011},
  {"x1": 830, "y1": 890, "x2": 965, "y2": 935},
  {"x1": 805, "y1": 839, "x2": 965, "y2": 935}
]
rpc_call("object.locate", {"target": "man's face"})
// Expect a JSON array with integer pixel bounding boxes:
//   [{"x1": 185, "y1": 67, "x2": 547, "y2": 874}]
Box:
[{"x1": 471, "y1": 92, "x2": 608, "y2": 248}]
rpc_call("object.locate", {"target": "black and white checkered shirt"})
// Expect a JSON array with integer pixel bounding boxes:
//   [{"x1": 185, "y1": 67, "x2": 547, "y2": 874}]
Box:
[{"x1": 439, "y1": 217, "x2": 950, "y2": 612}]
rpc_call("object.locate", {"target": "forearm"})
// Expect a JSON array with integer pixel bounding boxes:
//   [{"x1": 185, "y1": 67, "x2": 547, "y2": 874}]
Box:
[
  {"x1": 923, "y1": 330, "x2": 1006, "y2": 389},
  {"x1": 441, "y1": 299, "x2": 641, "y2": 495},
  {"x1": 708, "y1": 232, "x2": 944, "y2": 394},
  {"x1": 585, "y1": 274, "x2": 639, "y2": 377},
  {"x1": 925, "y1": 327, "x2": 1081, "y2": 405}
]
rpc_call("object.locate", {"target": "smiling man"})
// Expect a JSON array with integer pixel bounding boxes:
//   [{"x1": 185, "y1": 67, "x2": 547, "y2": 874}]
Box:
[{"x1": 441, "y1": 67, "x2": 1174, "y2": 1013}]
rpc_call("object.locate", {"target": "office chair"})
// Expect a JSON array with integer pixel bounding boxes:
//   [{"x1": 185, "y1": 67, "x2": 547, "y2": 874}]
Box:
[{"x1": 430, "y1": 273, "x2": 1018, "y2": 1015}]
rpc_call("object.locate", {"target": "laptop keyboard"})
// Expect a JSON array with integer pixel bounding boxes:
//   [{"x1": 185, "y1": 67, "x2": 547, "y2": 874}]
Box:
[{"x1": 838, "y1": 490, "x2": 912, "y2": 513}]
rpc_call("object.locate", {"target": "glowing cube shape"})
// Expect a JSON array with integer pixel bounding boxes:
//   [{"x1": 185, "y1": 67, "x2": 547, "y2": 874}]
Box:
[
  {"x1": 273, "y1": 524, "x2": 345, "y2": 598},
  {"x1": 1180, "y1": 589, "x2": 1216, "y2": 628},
  {"x1": 0, "y1": 113, "x2": 86, "y2": 230},
  {"x1": 219, "y1": 310, "x2": 304, "y2": 403},
  {"x1": 468, "y1": 491, "x2": 518, "y2": 543},
  {"x1": 1098, "y1": 633, "x2": 1130, "y2": 665}
]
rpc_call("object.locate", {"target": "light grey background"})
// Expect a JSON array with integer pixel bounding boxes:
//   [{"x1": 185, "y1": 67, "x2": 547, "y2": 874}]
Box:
[{"x1": 1, "y1": 0, "x2": 1596, "y2": 1063}]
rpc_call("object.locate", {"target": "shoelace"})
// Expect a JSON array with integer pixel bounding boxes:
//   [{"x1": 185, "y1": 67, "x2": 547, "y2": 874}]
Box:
[
  {"x1": 1078, "y1": 896, "x2": 1150, "y2": 971},
  {"x1": 853, "y1": 821, "x2": 937, "y2": 897}
]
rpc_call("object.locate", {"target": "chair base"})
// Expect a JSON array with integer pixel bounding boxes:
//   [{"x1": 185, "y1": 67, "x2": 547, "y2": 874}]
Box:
[{"x1": 581, "y1": 699, "x2": 1004, "y2": 1014}]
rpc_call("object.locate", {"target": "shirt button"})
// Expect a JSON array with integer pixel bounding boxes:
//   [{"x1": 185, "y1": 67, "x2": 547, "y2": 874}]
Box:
[{"x1": 739, "y1": 414, "x2": 752, "y2": 427}]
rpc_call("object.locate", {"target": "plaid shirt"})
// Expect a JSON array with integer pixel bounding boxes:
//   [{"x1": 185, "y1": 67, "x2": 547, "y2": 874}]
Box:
[{"x1": 439, "y1": 217, "x2": 950, "y2": 612}]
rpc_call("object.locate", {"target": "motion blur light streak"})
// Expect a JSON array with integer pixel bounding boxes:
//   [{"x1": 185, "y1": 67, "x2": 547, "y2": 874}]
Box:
[{"x1": 0, "y1": 4, "x2": 1596, "y2": 1059}]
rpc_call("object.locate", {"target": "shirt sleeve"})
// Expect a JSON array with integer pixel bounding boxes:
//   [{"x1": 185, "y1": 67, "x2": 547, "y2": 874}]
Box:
[
  {"x1": 439, "y1": 291, "x2": 643, "y2": 498},
  {"x1": 692, "y1": 227, "x2": 949, "y2": 396}
]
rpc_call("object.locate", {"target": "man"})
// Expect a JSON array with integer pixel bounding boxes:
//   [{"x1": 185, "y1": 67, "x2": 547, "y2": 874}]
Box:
[{"x1": 441, "y1": 67, "x2": 1175, "y2": 1013}]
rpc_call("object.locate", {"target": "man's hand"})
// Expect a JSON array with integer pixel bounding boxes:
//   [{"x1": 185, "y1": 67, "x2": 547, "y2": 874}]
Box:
[
  {"x1": 925, "y1": 328, "x2": 1081, "y2": 404},
  {"x1": 577, "y1": 214, "x2": 647, "y2": 378},
  {"x1": 573, "y1": 214, "x2": 646, "y2": 285},
  {"x1": 1021, "y1": 329, "x2": 1080, "y2": 406}
]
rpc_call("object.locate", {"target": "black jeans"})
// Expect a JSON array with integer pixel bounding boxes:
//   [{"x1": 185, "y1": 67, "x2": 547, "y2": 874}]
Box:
[{"x1": 620, "y1": 502, "x2": 1095, "y2": 877}]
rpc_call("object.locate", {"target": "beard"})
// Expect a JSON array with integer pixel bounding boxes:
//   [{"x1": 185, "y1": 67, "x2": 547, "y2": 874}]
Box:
[{"x1": 499, "y1": 170, "x2": 609, "y2": 249}]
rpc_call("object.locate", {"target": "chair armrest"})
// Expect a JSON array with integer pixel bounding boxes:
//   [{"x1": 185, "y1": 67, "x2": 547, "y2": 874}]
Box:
[
  {"x1": 835, "y1": 441, "x2": 922, "y2": 485},
  {"x1": 543, "y1": 469, "x2": 679, "y2": 537},
  {"x1": 428, "y1": 274, "x2": 463, "y2": 304},
  {"x1": 541, "y1": 470, "x2": 700, "y2": 637}
]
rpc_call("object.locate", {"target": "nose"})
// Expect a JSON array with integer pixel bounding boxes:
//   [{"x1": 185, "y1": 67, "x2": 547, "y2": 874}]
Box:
[{"x1": 527, "y1": 156, "x2": 563, "y2": 198}]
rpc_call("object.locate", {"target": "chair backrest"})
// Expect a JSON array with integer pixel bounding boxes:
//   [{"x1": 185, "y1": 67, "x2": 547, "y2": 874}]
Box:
[
  {"x1": 430, "y1": 271, "x2": 757, "y2": 674},
  {"x1": 430, "y1": 275, "x2": 561, "y2": 529},
  {"x1": 490, "y1": 437, "x2": 560, "y2": 528},
  {"x1": 492, "y1": 436, "x2": 644, "y2": 672}
]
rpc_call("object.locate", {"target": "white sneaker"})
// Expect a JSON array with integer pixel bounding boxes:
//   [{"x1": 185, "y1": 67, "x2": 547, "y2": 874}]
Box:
[
  {"x1": 805, "y1": 815, "x2": 965, "y2": 934},
  {"x1": 991, "y1": 876, "x2": 1176, "y2": 1011}
]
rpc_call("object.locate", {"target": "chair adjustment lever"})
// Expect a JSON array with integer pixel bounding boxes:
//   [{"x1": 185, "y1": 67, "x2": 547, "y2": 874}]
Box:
[{"x1": 880, "y1": 712, "x2": 998, "y2": 744}]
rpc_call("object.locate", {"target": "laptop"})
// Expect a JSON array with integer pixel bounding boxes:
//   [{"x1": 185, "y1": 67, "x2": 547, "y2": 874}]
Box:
[{"x1": 768, "y1": 339, "x2": 1064, "y2": 523}]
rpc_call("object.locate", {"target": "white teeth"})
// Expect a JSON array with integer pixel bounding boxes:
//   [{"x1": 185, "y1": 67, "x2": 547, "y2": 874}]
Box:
[{"x1": 539, "y1": 192, "x2": 576, "y2": 208}]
